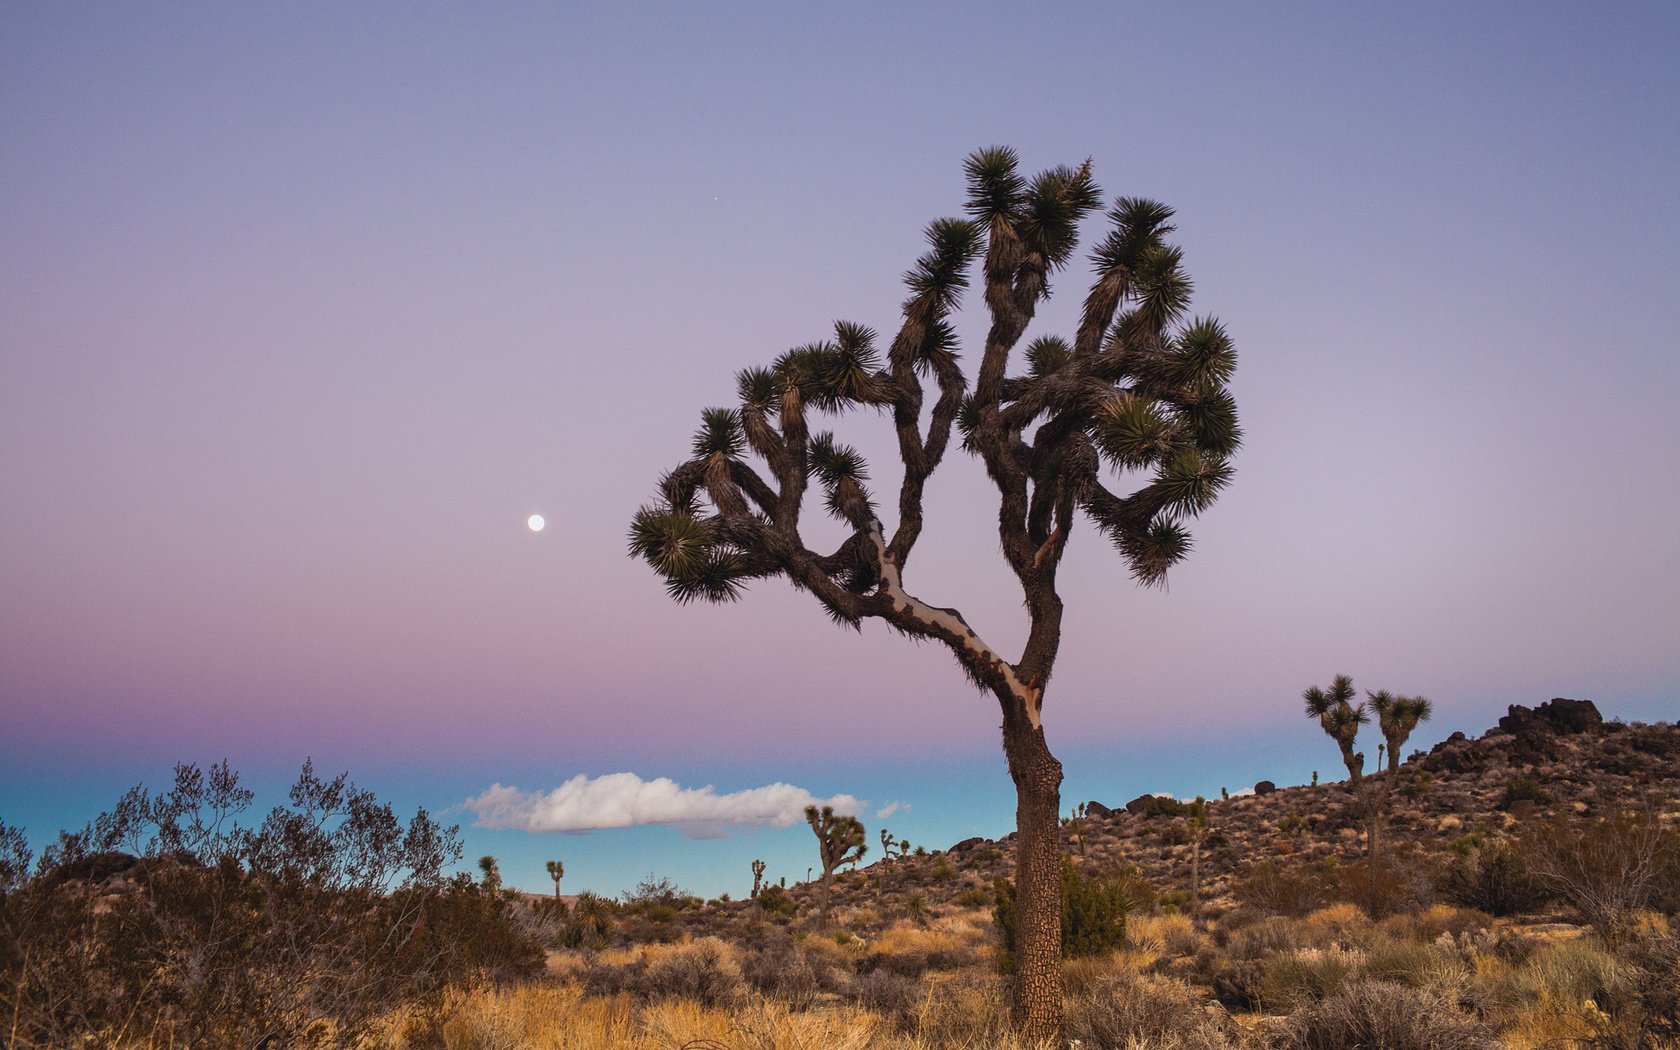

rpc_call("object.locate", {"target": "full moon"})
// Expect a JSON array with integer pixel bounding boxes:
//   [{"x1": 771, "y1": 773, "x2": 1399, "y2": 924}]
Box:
[{"x1": 527, "y1": 514, "x2": 545, "y2": 532}]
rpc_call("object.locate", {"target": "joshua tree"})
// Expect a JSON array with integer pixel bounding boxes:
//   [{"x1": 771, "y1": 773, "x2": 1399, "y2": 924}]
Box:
[
  {"x1": 545, "y1": 859, "x2": 564, "y2": 901},
  {"x1": 1187, "y1": 796, "x2": 1209, "y2": 920},
  {"x1": 629, "y1": 148, "x2": 1240, "y2": 1042},
  {"x1": 1367, "y1": 690, "x2": 1434, "y2": 774},
  {"x1": 477, "y1": 854, "x2": 501, "y2": 894},
  {"x1": 750, "y1": 858, "x2": 766, "y2": 900},
  {"x1": 805, "y1": 804, "x2": 866, "y2": 917},
  {"x1": 1303, "y1": 675, "x2": 1367, "y2": 785}
]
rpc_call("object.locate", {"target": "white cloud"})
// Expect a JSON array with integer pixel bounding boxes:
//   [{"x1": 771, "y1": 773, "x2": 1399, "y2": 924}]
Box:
[
  {"x1": 463, "y1": 773, "x2": 861, "y2": 840},
  {"x1": 875, "y1": 801, "x2": 908, "y2": 819}
]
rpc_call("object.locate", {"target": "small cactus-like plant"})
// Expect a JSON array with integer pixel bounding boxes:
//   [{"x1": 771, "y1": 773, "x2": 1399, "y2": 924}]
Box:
[
  {"x1": 545, "y1": 859, "x2": 564, "y2": 900},
  {"x1": 750, "y1": 858, "x2": 766, "y2": 899}
]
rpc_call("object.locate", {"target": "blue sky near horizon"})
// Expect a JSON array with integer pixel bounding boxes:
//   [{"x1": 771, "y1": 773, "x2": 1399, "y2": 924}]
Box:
[{"x1": 3, "y1": 2, "x2": 1677, "y2": 898}]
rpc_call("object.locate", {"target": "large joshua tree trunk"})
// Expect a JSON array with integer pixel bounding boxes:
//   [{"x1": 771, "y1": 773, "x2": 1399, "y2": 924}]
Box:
[{"x1": 1002, "y1": 704, "x2": 1064, "y2": 1042}]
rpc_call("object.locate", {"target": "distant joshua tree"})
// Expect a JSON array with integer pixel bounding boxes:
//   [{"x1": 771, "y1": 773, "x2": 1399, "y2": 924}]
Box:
[
  {"x1": 477, "y1": 855, "x2": 501, "y2": 894},
  {"x1": 628, "y1": 148, "x2": 1240, "y2": 1041},
  {"x1": 1367, "y1": 690, "x2": 1434, "y2": 774},
  {"x1": 1303, "y1": 674, "x2": 1367, "y2": 784},
  {"x1": 545, "y1": 859, "x2": 564, "y2": 901},
  {"x1": 805, "y1": 804, "x2": 866, "y2": 917},
  {"x1": 750, "y1": 858, "x2": 766, "y2": 900}
]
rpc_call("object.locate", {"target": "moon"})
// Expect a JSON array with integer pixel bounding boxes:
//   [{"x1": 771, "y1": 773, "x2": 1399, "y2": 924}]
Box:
[{"x1": 527, "y1": 514, "x2": 545, "y2": 532}]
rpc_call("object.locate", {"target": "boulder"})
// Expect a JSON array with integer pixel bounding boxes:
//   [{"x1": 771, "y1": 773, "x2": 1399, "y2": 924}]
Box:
[
  {"x1": 1125, "y1": 793, "x2": 1187, "y2": 818},
  {"x1": 1083, "y1": 800, "x2": 1114, "y2": 820},
  {"x1": 1253, "y1": 780, "x2": 1276, "y2": 796}
]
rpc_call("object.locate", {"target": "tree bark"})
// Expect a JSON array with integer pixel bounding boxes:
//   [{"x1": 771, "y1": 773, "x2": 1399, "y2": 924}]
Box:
[{"x1": 1002, "y1": 704, "x2": 1064, "y2": 1045}]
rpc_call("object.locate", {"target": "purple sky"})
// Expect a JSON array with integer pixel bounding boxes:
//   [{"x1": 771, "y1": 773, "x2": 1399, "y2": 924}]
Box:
[{"x1": 3, "y1": 3, "x2": 1677, "y2": 897}]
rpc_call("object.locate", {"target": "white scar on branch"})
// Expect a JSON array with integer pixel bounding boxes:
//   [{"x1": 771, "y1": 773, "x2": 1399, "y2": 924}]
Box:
[{"x1": 866, "y1": 523, "x2": 1043, "y2": 730}]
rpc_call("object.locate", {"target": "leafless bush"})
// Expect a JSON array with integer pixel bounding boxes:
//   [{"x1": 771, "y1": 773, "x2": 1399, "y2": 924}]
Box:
[
  {"x1": 1, "y1": 761, "x2": 541, "y2": 1049},
  {"x1": 849, "y1": 968, "x2": 923, "y2": 1030},
  {"x1": 1236, "y1": 860, "x2": 1325, "y2": 917},
  {"x1": 739, "y1": 936, "x2": 827, "y2": 1010},
  {"x1": 642, "y1": 936, "x2": 747, "y2": 1008},
  {"x1": 1521, "y1": 806, "x2": 1678, "y2": 941},
  {"x1": 1067, "y1": 971, "x2": 1241, "y2": 1050},
  {"x1": 1280, "y1": 980, "x2": 1497, "y2": 1050}
]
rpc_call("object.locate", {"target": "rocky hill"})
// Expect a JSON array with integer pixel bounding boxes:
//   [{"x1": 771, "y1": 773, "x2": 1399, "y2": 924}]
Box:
[{"x1": 803, "y1": 698, "x2": 1680, "y2": 917}]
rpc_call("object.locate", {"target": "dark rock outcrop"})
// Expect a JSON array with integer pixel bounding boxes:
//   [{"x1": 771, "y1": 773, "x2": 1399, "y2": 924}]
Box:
[
  {"x1": 1083, "y1": 800, "x2": 1114, "y2": 819},
  {"x1": 1498, "y1": 698, "x2": 1603, "y2": 737}
]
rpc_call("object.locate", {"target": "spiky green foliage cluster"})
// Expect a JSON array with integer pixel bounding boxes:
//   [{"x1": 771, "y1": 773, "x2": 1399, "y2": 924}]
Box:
[
  {"x1": 1304, "y1": 674, "x2": 1369, "y2": 783},
  {"x1": 1367, "y1": 690, "x2": 1434, "y2": 773},
  {"x1": 629, "y1": 146, "x2": 1238, "y2": 683}
]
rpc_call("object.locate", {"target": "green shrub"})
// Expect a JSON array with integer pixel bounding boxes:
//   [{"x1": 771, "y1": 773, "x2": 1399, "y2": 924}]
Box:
[
  {"x1": 1438, "y1": 842, "x2": 1551, "y2": 916},
  {"x1": 992, "y1": 859, "x2": 1140, "y2": 972},
  {"x1": 755, "y1": 882, "x2": 796, "y2": 918}
]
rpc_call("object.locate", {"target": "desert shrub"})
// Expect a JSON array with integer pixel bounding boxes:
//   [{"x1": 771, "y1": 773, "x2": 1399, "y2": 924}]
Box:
[
  {"x1": 1068, "y1": 971, "x2": 1240, "y2": 1050},
  {"x1": 1324, "y1": 856, "x2": 1419, "y2": 919},
  {"x1": 1437, "y1": 841, "x2": 1552, "y2": 916},
  {"x1": 0, "y1": 762, "x2": 538, "y2": 1050},
  {"x1": 1226, "y1": 914, "x2": 1306, "y2": 959},
  {"x1": 1521, "y1": 808, "x2": 1680, "y2": 940},
  {"x1": 849, "y1": 969, "x2": 923, "y2": 1029},
  {"x1": 904, "y1": 888, "x2": 929, "y2": 924},
  {"x1": 740, "y1": 936, "x2": 826, "y2": 1010},
  {"x1": 755, "y1": 882, "x2": 796, "y2": 919},
  {"x1": 953, "y1": 885, "x2": 992, "y2": 909},
  {"x1": 642, "y1": 937, "x2": 747, "y2": 1008},
  {"x1": 1379, "y1": 903, "x2": 1493, "y2": 945},
  {"x1": 1237, "y1": 860, "x2": 1326, "y2": 917},
  {"x1": 577, "y1": 953, "x2": 648, "y2": 998},
  {"x1": 1131, "y1": 910, "x2": 1201, "y2": 959},
  {"x1": 1524, "y1": 937, "x2": 1621, "y2": 1006},
  {"x1": 1594, "y1": 923, "x2": 1680, "y2": 1047},
  {"x1": 993, "y1": 858, "x2": 1141, "y2": 971},
  {"x1": 1259, "y1": 947, "x2": 1360, "y2": 1011},
  {"x1": 1362, "y1": 936, "x2": 1468, "y2": 996},
  {"x1": 857, "y1": 947, "x2": 933, "y2": 979},
  {"x1": 1499, "y1": 777, "x2": 1548, "y2": 811},
  {"x1": 563, "y1": 890, "x2": 615, "y2": 948},
  {"x1": 1280, "y1": 980, "x2": 1496, "y2": 1050},
  {"x1": 911, "y1": 972, "x2": 1014, "y2": 1046},
  {"x1": 1297, "y1": 903, "x2": 1374, "y2": 950}
]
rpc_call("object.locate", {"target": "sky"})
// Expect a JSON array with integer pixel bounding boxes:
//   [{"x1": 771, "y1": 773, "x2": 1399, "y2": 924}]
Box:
[{"x1": 2, "y1": 2, "x2": 1677, "y2": 899}]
